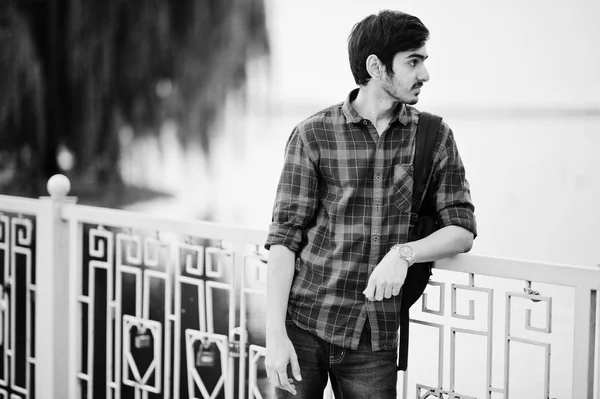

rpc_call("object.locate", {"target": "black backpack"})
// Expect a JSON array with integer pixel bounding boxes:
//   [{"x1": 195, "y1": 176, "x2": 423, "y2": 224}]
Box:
[{"x1": 397, "y1": 111, "x2": 443, "y2": 370}]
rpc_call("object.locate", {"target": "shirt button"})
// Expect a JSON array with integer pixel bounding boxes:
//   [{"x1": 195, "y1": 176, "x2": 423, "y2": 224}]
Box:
[
  {"x1": 375, "y1": 205, "x2": 381, "y2": 211},
  {"x1": 375, "y1": 174, "x2": 381, "y2": 181},
  {"x1": 373, "y1": 236, "x2": 379, "y2": 241},
  {"x1": 363, "y1": 120, "x2": 368, "y2": 125}
]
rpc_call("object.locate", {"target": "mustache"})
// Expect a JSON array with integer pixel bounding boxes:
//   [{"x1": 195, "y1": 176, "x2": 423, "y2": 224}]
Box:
[{"x1": 412, "y1": 83, "x2": 424, "y2": 89}]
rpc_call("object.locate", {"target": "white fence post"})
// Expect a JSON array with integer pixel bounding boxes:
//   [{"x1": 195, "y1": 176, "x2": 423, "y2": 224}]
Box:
[
  {"x1": 36, "y1": 175, "x2": 77, "y2": 399},
  {"x1": 566, "y1": 287, "x2": 596, "y2": 399}
]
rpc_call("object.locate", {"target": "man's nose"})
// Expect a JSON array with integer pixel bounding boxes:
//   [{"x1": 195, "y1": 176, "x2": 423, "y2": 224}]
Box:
[{"x1": 419, "y1": 65, "x2": 430, "y2": 83}]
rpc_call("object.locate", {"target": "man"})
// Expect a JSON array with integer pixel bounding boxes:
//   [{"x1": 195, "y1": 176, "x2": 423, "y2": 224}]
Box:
[{"x1": 264, "y1": 10, "x2": 476, "y2": 399}]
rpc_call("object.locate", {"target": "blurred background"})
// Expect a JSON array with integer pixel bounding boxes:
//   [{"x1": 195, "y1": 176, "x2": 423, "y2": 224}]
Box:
[{"x1": 1, "y1": 0, "x2": 599, "y2": 267}]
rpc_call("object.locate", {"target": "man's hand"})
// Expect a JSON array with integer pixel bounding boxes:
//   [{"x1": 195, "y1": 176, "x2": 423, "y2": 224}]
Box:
[
  {"x1": 363, "y1": 249, "x2": 408, "y2": 301},
  {"x1": 265, "y1": 331, "x2": 302, "y2": 395}
]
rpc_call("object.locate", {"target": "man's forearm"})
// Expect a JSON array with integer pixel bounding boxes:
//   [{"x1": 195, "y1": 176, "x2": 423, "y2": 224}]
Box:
[
  {"x1": 266, "y1": 245, "x2": 296, "y2": 335},
  {"x1": 409, "y1": 225, "x2": 474, "y2": 264}
]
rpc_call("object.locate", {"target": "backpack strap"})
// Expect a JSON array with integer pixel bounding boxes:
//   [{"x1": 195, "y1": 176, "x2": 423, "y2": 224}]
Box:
[
  {"x1": 411, "y1": 111, "x2": 443, "y2": 216},
  {"x1": 398, "y1": 111, "x2": 443, "y2": 372}
]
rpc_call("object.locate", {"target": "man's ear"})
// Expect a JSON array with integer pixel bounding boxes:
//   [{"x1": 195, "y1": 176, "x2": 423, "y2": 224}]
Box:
[{"x1": 365, "y1": 54, "x2": 384, "y2": 80}]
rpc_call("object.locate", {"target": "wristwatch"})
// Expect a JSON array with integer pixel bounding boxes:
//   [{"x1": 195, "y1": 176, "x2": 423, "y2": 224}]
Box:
[{"x1": 392, "y1": 244, "x2": 416, "y2": 267}]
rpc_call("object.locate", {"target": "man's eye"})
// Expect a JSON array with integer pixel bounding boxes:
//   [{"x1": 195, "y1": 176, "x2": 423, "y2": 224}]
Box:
[{"x1": 408, "y1": 60, "x2": 417, "y2": 67}]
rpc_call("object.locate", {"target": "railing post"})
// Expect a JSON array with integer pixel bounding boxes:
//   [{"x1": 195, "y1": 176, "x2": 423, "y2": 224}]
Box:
[
  {"x1": 596, "y1": 290, "x2": 599, "y2": 398},
  {"x1": 571, "y1": 287, "x2": 596, "y2": 399},
  {"x1": 36, "y1": 175, "x2": 77, "y2": 399}
]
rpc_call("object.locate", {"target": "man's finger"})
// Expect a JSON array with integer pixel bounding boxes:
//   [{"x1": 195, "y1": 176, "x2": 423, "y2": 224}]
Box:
[
  {"x1": 267, "y1": 370, "x2": 280, "y2": 390},
  {"x1": 373, "y1": 283, "x2": 385, "y2": 301},
  {"x1": 265, "y1": 362, "x2": 274, "y2": 382},
  {"x1": 392, "y1": 285, "x2": 401, "y2": 296},
  {"x1": 375, "y1": 283, "x2": 385, "y2": 301},
  {"x1": 290, "y1": 350, "x2": 303, "y2": 381},
  {"x1": 277, "y1": 369, "x2": 296, "y2": 394},
  {"x1": 363, "y1": 280, "x2": 375, "y2": 301},
  {"x1": 384, "y1": 286, "x2": 393, "y2": 299}
]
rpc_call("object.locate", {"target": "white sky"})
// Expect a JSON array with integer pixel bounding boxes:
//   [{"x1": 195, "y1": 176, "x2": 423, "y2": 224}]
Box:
[{"x1": 265, "y1": 0, "x2": 600, "y2": 110}]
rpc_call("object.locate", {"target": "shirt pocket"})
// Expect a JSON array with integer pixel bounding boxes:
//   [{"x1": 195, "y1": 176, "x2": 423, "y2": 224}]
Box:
[{"x1": 393, "y1": 163, "x2": 414, "y2": 212}]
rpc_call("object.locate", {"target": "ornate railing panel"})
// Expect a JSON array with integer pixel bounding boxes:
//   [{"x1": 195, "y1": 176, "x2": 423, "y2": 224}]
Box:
[
  {"x1": 0, "y1": 196, "x2": 44, "y2": 399},
  {"x1": 1, "y1": 181, "x2": 599, "y2": 399},
  {"x1": 62, "y1": 204, "x2": 274, "y2": 399},
  {"x1": 1, "y1": 213, "x2": 36, "y2": 399},
  {"x1": 401, "y1": 257, "x2": 599, "y2": 399}
]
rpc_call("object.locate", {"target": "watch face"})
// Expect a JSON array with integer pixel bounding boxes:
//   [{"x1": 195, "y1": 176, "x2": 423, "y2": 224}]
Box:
[{"x1": 399, "y1": 245, "x2": 414, "y2": 258}]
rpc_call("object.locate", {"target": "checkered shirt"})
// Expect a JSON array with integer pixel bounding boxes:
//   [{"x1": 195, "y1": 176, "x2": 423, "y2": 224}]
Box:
[{"x1": 265, "y1": 89, "x2": 477, "y2": 351}]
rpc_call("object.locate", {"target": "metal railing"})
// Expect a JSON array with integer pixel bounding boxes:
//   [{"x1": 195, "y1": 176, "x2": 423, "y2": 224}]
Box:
[{"x1": 0, "y1": 175, "x2": 598, "y2": 399}]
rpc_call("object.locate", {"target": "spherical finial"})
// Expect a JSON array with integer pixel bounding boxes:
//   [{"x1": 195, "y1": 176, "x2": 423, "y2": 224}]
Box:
[{"x1": 47, "y1": 174, "x2": 71, "y2": 198}]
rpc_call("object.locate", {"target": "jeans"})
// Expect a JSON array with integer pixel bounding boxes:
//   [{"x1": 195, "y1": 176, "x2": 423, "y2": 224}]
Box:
[{"x1": 275, "y1": 319, "x2": 398, "y2": 399}]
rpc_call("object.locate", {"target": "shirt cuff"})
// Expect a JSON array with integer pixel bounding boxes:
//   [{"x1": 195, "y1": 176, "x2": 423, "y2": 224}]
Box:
[
  {"x1": 438, "y1": 205, "x2": 478, "y2": 238},
  {"x1": 264, "y1": 222, "x2": 304, "y2": 252}
]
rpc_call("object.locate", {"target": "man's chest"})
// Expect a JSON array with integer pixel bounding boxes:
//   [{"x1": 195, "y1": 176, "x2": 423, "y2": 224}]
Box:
[{"x1": 314, "y1": 129, "x2": 416, "y2": 187}]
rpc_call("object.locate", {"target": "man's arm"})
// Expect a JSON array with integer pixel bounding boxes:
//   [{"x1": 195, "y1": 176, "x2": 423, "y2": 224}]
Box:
[
  {"x1": 363, "y1": 226, "x2": 472, "y2": 301},
  {"x1": 365, "y1": 124, "x2": 477, "y2": 301},
  {"x1": 411, "y1": 224, "x2": 473, "y2": 262},
  {"x1": 264, "y1": 127, "x2": 319, "y2": 394},
  {"x1": 265, "y1": 245, "x2": 302, "y2": 394},
  {"x1": 266, "y1": 245, "x2": 296, "y2": 335}
]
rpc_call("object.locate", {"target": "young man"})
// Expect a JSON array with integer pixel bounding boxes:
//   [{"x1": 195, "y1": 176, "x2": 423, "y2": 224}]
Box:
[{"x1": 264, "y1": 10, "x2": 477, "y2": 399}]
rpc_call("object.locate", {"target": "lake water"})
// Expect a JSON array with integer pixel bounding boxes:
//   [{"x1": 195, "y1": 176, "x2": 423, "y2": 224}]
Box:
[{"x1": 125, "y1": 102, "x2": 600, "y2": 264}]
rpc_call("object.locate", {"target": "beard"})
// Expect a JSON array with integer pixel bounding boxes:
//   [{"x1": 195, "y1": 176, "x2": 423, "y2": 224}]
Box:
[{"x1": 382, "y1": 75, "x2": 419, "y2": 105}]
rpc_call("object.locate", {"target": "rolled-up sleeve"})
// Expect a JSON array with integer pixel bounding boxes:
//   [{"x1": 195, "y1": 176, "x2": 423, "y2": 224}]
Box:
[
  {"x1": 265, "y1": 127, "x2": 320, "y2": 252},
  {"x1": 433, "y1": 125, "x2": 478, "y2": 237}
]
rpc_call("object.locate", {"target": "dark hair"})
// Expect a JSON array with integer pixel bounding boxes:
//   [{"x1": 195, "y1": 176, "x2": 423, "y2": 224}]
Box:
[{"x1": 348, "y1": 10, "x2": 429, "y2": 85}]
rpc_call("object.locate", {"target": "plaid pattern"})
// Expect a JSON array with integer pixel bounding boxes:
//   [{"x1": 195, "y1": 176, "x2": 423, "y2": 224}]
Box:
[{"x1": 266, "y1": 89, "x2": 477, "y2": 351}]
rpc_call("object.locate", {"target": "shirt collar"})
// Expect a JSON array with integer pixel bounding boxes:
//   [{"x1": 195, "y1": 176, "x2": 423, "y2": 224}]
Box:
[{"x1": 342, "y1": 88, "x2": 411, "y2": 126}]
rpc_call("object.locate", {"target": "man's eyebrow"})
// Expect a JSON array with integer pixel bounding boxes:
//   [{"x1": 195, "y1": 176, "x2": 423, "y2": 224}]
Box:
[{"x1": 407, "y1": 53, "x2": 428, "y2": 60}]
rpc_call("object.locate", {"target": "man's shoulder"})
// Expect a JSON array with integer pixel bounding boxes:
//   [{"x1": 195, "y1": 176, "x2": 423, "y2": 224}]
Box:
[
  {"x1": 406, "y1": 105, "x2": 440, "y2": 124},
  {"x1": 409, "y1": 106, "x2": 451, "y2": 135},
  {"x1": 294, "y1": 102, "x2": 346, "y2": 133}
]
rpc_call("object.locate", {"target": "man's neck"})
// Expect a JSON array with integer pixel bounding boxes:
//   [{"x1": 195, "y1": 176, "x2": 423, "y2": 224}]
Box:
[{"x1": 351, "y1": 86, "x2": 399, "y2": 128}]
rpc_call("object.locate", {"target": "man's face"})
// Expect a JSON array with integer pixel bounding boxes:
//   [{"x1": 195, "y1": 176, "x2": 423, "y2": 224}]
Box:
[{"x1": 381, "y1": 45, "x2": 430, "y2": 105}]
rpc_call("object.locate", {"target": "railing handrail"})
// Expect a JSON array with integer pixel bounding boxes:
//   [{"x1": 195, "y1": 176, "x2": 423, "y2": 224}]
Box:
[
  {"x1": 0, "y1": 193, "x2": 44, "y2": 213},
  {"x1": 60, "y1": 202, "x2": 267, "y2": 245},
  {"x1": 60, "y1": 201, "x2": 600, "y2": 290},
  {"x1": 437, "y1": 253, "x2": 600, "y2": 290},
  {"x1": 4, "y1": 191, "x2": 598, "y2": 289}
]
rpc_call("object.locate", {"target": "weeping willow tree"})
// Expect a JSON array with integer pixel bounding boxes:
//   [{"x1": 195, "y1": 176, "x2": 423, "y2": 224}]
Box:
[
  {"x1": 0, "y1": 3, "x2": 45, "y2": 193},
  {"x1": 0, "y1": 0, "x2": 269, "y2": 200}
]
